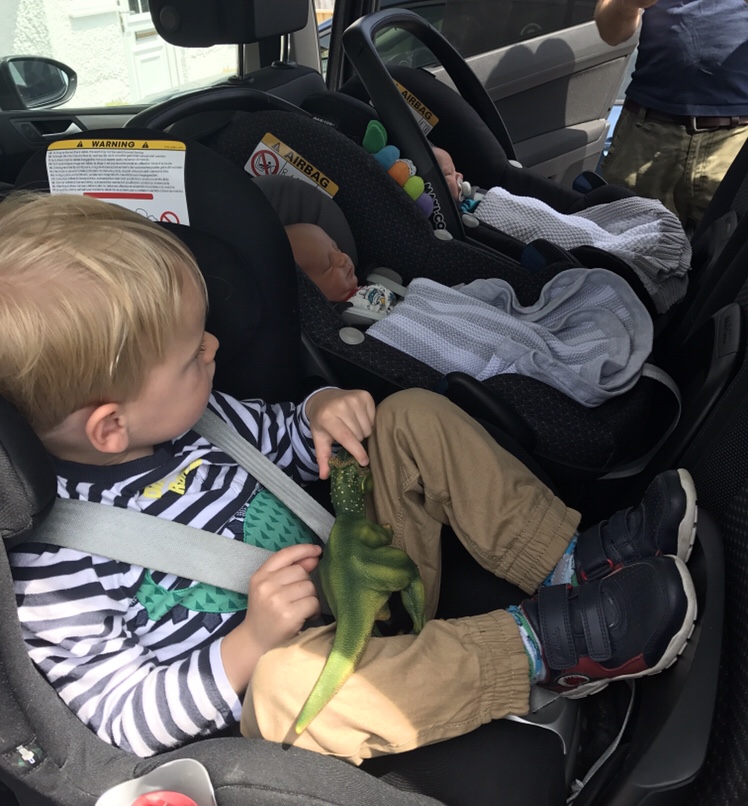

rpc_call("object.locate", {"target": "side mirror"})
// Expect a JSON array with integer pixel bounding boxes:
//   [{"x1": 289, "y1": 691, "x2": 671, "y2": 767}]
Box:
[{"x1": 0, "y1": 56, "x2": 77, "y2": 110}]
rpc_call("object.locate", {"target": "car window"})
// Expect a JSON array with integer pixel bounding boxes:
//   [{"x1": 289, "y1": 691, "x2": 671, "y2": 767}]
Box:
[
  {"x1": 318, "y1": 0, "x2": 597, "y2": 77},
  {"x1": 432, "y1": 0, "x2": 597, "y2": 59},
  {"x1": 2, "y1": 0, "x2": 237, "y2": 109}
]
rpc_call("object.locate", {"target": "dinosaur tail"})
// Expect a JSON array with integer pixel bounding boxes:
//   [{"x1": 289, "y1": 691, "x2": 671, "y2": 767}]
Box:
[{"x1": 293, "y1": 644, "x2": 358, "y2": 735}]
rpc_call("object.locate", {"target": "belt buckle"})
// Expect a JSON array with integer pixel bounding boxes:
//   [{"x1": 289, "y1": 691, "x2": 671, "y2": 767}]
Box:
[{"x1": 687, "y1": 116, "x2": 719, "y2": 134}]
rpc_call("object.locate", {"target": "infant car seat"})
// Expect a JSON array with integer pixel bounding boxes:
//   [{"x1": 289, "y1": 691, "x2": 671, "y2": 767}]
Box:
[
  {"x1": 331, "y1": 8, "x2": 748, "y2": 361},
  {"x1": 318, "y1": 18, "x2": 634, "y2": 213},
  {"x1": 130, "y1": 100, "x2": 679, "y2": 479},
  {"x1": 316, "y1": 10, "x2": 659, "y2": 285}
]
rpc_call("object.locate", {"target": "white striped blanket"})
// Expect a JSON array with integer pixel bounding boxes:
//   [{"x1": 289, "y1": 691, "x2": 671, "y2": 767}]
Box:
[
  {"x1": 474, "y1": 187, "x2": 691, "y2": 313},
  {"x1": 367, "y1": 268, "x2": 653, "y2": 407}
]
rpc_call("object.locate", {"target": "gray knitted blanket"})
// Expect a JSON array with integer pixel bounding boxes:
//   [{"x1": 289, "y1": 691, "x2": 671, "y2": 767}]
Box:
[
  {"x1": 474, "y1": 187, "x2": 691, "y2": 313},
  {"x1": 367, "y1": 268, "x2": 653, "y2": 407}
]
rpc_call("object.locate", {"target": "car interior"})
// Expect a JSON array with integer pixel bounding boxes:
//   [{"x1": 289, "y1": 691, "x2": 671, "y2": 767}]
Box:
[{"x1": 0, "y1": 1, "x2": 747, "y2": 805}]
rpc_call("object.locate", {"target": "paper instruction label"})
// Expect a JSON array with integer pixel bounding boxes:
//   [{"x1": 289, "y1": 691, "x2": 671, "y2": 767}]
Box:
[
  {"x1": 394, "y1": 81, "x2": 440, "y2": 134},
  {"x1": 46, "y1": 139, "x2": 189, "y2": 225},
  {"x1": 244, "y1": 133, "x2": 339, "y2": 197}
]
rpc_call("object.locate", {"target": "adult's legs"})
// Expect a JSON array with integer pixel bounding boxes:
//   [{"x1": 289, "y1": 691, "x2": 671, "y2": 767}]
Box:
[{"x1": 601, "y1": 107, "x2": 748, "y2": 232}]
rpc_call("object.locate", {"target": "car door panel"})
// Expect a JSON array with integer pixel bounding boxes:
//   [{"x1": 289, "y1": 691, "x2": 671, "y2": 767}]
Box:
[
  {"x1": 0, "y1": 108, "x2": 136, "y2": 186},
  {"x1": 433, "y1": 22, "x2": 636, "y2": 183},
  {"x1": 357, "y1": 0, "x2": 636, "y2": 185}
]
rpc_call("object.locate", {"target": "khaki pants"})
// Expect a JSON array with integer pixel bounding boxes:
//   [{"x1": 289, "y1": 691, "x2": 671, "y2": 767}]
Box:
[
  {"x1": 241, "y1": 389, "x2": 580, "y2": 763},
  {"x1": 601, "y1": 106, "x2": 748, "y2": 233}
]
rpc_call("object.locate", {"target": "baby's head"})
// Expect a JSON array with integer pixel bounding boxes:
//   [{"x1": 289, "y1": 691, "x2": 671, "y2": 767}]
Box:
[
  {"x1": 0, "y1": 193, "x2": 214, "y2": 457},
  {"x1": 432, "y1": 146, "x2": 464, "y2": 202},
  {"x1": 285, "y1": 222, "x2": 358, "y2": 302}
]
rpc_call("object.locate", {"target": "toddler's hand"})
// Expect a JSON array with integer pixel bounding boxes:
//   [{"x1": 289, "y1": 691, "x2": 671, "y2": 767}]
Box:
[
  {"x1": 306, "y1": 388, "x2": 376, "y2": 479},
  {"x1": 243, "y1": 543, "x2": 322, "y2": 654}
]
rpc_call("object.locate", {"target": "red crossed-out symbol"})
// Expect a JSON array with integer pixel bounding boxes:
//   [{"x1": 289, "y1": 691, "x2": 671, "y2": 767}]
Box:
[
  {"x1": 251, "y1": 149, "x2": 281, "y2": 175},
  {"x1": 159, "y1": 210, "x2": 180, "y2": 223}
]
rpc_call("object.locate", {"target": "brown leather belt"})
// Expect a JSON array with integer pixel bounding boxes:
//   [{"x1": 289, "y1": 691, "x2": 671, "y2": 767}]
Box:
[{"x1": 623, "y1": 98, "x2": 748, "y2": 134}]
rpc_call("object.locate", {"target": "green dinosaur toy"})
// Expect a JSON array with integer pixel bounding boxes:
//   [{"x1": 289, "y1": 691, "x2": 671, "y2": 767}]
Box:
[{"x1": 293, "y1": 449, "x2": 426, "y2": 735}]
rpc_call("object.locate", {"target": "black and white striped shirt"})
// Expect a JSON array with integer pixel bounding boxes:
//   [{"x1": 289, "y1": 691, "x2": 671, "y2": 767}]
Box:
[{"x1": 11, "y1": 391, "x2": 320, "y2": 757}]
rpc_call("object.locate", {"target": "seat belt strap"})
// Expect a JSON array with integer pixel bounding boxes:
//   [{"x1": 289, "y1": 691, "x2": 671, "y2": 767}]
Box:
[
  {"x1": 600, "y1": 364, "x2": 682, "y2": 479},
  {"x1": 194, "y1": 409, "x2": 334, "y2": 542},
  {"x1": 33, "y1": 500, "x2": 267, "y2": 595},
  {"x1": 28, "y1": 408, "x2": 335, "y2": 595}
]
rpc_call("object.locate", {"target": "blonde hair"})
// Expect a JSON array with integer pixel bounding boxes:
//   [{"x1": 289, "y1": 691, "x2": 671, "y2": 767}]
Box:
[{"x1": 0, "y1": 193, "x2": 206, "y2": 434}]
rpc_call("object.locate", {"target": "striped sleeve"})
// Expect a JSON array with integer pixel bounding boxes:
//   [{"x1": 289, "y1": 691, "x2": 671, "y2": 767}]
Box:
[
  {"x1": 208, "y1": 391, "x2": 320, "y2": 483},
  {"x1": 12, "y1": 544, "x2": 242, "y2": 757}
]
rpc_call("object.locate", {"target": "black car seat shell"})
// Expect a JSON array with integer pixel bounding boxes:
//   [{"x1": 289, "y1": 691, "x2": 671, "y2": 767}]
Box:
[
  {"x1": 333, "y1": 11, "x2": 642, "y2": 250},
  {"x1": 0, "y1": 126, "x2": 453, "y2": 805},
  {"x1": 155, "y1": 104, "x2": 671, "y2": 477}
]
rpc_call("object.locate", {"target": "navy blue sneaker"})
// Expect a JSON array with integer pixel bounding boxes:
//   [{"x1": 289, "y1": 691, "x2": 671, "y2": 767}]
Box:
[
  {"x1": 521, "y1": 555, "x2": 697, "y2": 698},
  {"x1": 575, "y1": 468, "x2": 697, "y2": 583}
]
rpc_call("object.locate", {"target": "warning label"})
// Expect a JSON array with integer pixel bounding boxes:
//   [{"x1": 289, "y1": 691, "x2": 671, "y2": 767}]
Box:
[
  {"x1": 394, "y1": 81, "x2": 439, "y2": 135},
  {"x1": 46, "y1": 139, "x2": 189, "y2": 225},
  {"x1": 244, "y1": 133, "x2": 339, "y2": 197}
]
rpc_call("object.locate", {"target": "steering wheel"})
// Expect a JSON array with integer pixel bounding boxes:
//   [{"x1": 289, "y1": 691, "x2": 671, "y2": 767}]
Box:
[
  {"x1": 125, "y1": 83, "x2": 309, "y2": 131},
  {"x1": 341, "y1": 9, "x2": 517, "y2": 239}
]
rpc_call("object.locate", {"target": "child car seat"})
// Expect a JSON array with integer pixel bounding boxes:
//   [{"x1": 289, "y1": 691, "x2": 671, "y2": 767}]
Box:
[
  {"x1": 0, "y1": 123, "x2": 726, "y2": 802},
  {"x1": 4, "y1": 123, "x2": 591, "y2": 806}
]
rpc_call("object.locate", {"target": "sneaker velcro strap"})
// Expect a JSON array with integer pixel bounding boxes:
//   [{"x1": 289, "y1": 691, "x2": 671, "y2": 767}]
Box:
[
  {"x1": 575, "y1": 520, "x2": 614, "y2": 581},
  {"x1": 537, "y1": 582, "x2": 614, "y2": 670},
  {"x1": 577, "y1": 580, "x2": 612, "y2": 662},
  {"x1": 536, "y1": 584, "x2": 576, "y2": 669}
]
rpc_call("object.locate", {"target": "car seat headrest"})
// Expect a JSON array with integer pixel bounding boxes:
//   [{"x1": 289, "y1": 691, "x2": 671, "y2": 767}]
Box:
[
  {"x1": 0, "y1": 396, "x2": 56, "y2": 547},
  {"x1": 253, "y1": 174, "x2": 358, "y2": 266},
  {"x1": 149, "y1": 0, "x2": 309, "y2": 48}
]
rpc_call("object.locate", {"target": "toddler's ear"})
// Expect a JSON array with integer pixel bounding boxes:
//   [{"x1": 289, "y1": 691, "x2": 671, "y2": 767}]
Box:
[{"x1": 85, "y1": 404, "x2": 130, "y2": 454}]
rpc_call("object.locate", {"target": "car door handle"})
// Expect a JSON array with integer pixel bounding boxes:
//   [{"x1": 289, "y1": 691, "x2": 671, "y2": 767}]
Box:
[{"x1": 11, "y1": 116, "x2": 83, "y2": 146}]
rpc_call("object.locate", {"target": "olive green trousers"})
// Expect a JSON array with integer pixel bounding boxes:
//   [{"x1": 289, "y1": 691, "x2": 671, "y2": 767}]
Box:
[
  {"x1": 241, "y1": 388, "x2": 580, "y2": 763},
  {"x1": 601, "y1": 105, "x2": 748, "y2": 233}
]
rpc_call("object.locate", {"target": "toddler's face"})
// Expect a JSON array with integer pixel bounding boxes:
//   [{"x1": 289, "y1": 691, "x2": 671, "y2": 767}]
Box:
[
  {"x1": 124, "y1": 276, "x2": 218, "y2": 448},
  {"x1": 287, "y1": 224, "x2": 358, "y2": 302}
]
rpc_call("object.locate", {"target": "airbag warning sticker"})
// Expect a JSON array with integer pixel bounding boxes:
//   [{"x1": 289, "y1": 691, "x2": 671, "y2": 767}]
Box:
[
  {"x1": 394, "y1": 81, "x2": 439, "y2": 135},
  {"x1": 245, "y1": 133, "x2": 338, "y2": 197},
  {"x1": 46, "y1": 139, "x2": 189, "y2": 224}
]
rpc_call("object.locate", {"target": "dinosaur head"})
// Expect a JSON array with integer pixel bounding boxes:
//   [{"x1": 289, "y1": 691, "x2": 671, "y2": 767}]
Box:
[{"x1": 328, "y1": 449, "x2": 372, "y2": 516}]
